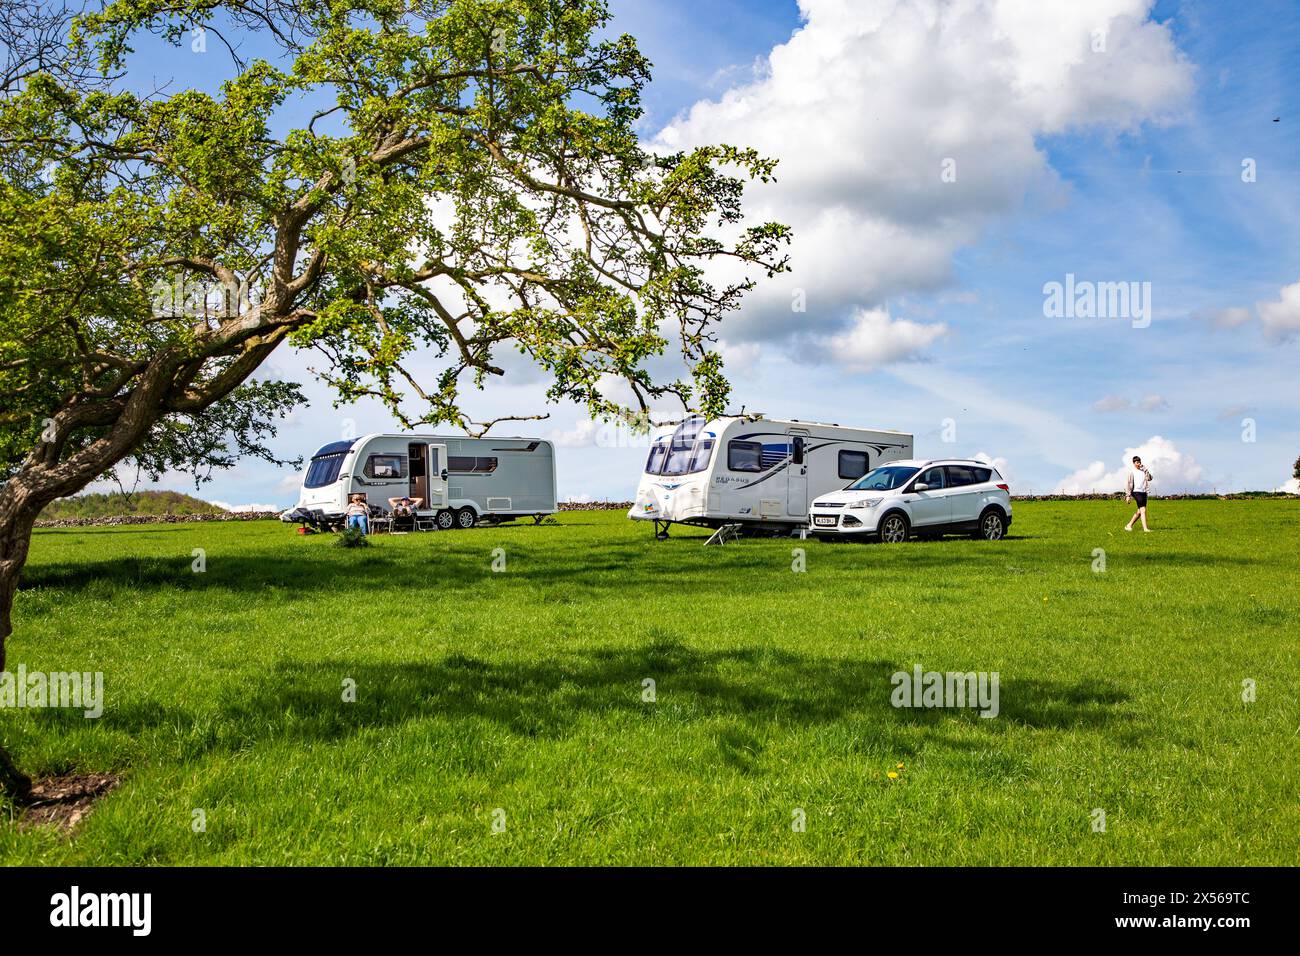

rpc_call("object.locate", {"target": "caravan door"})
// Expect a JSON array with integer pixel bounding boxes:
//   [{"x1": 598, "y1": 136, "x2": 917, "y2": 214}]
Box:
[
  {"x1": 786, "y1": 431, "x2": 809, "y2": 516},
  {"x1": 424, "y1": 443, "x2": 449, "y2": 509},
  {"x1": 407, "y1": 441, "x2": 449, "y2": 509}
]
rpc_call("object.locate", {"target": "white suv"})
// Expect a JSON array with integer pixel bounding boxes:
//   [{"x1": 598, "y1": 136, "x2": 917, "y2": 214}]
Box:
[{"x1": 808, "y1": 459, "x2": 1012, "y2": 542}]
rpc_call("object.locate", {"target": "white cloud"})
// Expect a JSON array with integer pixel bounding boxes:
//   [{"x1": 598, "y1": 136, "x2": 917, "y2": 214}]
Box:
[
  {"x1": 1197, "y1": 280, "x2": 1300, "y2": 344},
  {"x1": 1053, "y1": 435, "x2": 1207, "y2": 494},
  {"x1": 1092, "y1": 393, "x2": 1166, "y2": 412},
  {"x1": 716, "y1": 339, "x2": 763, "y2": 379},
  {"x1": 820, "y1": 307, "x2": 948, "y2": 372},
  {"x1": 1194, "y1": 305, "x2": 1253, "y2": 330},
  {"x1": 549, "y1": 418, "x2": 601, "y2": 448},
  {"x1": 1256, "y1": 280, "x2": 1300, "y2": 344},
  {"x1": 1093, "y1": 395, "x2": 1131, "y2": 413},
  {"x1": 655, "y1": 0, "x2": 1193, "y2": 343},
  {"x1": 1276, "y1": 478, "x2": 1300, "y2": 495},
  {"x1": 973, "y1": 451, "x2": 1015, "y2": 485}
]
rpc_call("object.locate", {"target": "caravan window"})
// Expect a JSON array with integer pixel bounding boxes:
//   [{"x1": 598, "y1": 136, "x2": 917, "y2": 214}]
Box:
[
  {"x1": 448, "y1": 456, "x2": 499, "y2": 474},
  {"x1": 662, "y1": 417, "x2": 707, "y2": 475},
  {"x1": 304, "y1": 453, "x2": 347, "y2": 488},
  {"x1": 646, "y1": 419, "x2": 713, "y2": 475},
  {"x1": 728, "y1": 440, "x2": 764, "y2": 472},
  {"x1": 363, "y1": 454, "x2": 406, "y2": 479},
  {"x1": 838, "y1": 450, "x2": 870, "y2": 480},
  {"x1": 687, "y1": 439, "x2": 715, "y2": 473},
  {"x1": 645, "y1": 440, "x2": 669, "y2": 475}
]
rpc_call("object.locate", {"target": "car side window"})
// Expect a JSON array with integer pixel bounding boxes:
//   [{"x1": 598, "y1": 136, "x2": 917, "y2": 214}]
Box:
[
  {"x1": 919, "y1": 466, "x2": 946, "y2": 489},
  {"x1": 945, "y1": 465, "x2": 976, "y2": 487},
  {"x1": 972, "y1": 467, "x2": 992, "y2": 484}
]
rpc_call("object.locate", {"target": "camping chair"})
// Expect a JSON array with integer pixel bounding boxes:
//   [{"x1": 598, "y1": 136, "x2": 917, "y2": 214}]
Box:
[
  {"x1": 368, "y1": 505, "x2": 393, "y2": 534},
  {"x1": 387, "y1": 496, "x2": 422, "y2": 531}
]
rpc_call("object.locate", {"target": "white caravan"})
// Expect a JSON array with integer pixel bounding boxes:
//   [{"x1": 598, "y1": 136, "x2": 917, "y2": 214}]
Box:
[
  {"x1": 628, "y1": 415, "x2": 913, "y2": 534},
  {"x1": 284, "y1": 433, "x2": 557, "y2": 530}
]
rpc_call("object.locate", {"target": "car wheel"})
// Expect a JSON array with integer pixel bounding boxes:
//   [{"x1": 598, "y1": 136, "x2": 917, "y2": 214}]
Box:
[
  {"x1": 977, "y1": 508, "x2": 1006, "y2": 540},
  {"x1": 879, "y1": 512, "x2": 909, "y2": 543},
  {"x1": 455, "y1": 507, "x2": 477, "y2": 529},
  {"x1": 435, "y1": 509, "x2": 455, "y2": 530}
]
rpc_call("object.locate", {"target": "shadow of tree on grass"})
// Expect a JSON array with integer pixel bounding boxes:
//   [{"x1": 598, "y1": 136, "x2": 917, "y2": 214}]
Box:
[{"x1": 23, "y1": 638, "x2": 1135, "y2": 773}]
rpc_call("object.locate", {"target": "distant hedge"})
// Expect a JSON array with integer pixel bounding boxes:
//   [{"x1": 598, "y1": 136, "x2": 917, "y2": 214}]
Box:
[
  {"x1": 39, "y1": 490, "x2": 222, "y2": 519},
  {"x1": 35, "y1": 512, "x2": 281, "y2": 528}
]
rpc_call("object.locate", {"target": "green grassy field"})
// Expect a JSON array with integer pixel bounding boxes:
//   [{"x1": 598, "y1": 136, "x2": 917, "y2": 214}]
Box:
[{"x1": 1, "y1": 500, "x2": 1296, "y2": 865}]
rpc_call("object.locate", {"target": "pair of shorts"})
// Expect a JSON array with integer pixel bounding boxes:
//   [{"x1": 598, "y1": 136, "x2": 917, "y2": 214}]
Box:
[{"x1": 1132, "y1": 491, "x2": 1148, "y2": 507}]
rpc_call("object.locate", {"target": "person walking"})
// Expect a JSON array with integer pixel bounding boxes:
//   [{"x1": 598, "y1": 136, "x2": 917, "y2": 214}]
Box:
[{"x1": 1124, "y1": 456, "x2": 1153, "y2": 532}]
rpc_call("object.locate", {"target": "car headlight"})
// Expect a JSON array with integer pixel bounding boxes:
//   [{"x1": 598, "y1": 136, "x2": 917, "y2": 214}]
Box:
[{"x1": 849, "y1": 497, "x2": 882, "y2": 509}]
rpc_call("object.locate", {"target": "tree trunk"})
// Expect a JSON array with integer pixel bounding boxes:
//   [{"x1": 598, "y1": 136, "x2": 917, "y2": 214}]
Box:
[
  {"x1": 0, "y1": 740, "x2": 31, "y2": 802},
  {"x1": 0, "y1": 496, "x2": 37, "y2": 801}
]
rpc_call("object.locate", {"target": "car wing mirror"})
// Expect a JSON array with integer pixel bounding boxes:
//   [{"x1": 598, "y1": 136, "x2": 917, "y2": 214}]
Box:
[{"x1": 913, "y1": 482, "x2": 930, "y2": 492}]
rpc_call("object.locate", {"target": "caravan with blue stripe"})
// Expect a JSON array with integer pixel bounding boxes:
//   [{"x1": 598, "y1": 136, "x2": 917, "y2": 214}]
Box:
[{"x1": 629, "y1": 415, "x2": 913, "y2": 534}]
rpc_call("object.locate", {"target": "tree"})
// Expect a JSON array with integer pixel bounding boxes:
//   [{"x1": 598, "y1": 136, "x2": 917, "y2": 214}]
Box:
[{"x1": 0, "y1": 0, "x2": 789, "y2": 796}]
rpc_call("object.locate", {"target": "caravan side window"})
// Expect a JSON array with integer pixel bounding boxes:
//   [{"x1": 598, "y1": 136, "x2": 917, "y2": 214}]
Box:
[
  {"x1": 363, "y1": 454, "x2": 406, "y2": 479},
  {"x1": 448, "y1": 456, "x2": 499, "y2": 474},
  {"x1": 838, "y1": 450, "x2": 870, "y2": 480},
  {"x1": 727, "y1": 440, "x2": 764, "y2": 472}
]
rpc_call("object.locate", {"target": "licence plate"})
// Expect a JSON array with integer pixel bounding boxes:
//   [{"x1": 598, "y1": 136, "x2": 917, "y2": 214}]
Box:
[{"x1": 813, "y1": 515, "x2": 837, "y2": 527}]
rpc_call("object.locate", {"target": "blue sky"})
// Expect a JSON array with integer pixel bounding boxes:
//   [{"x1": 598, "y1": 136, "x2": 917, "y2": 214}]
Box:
[{"x1": 109, "y1": 0, "x2": 1300, "y2": 507}]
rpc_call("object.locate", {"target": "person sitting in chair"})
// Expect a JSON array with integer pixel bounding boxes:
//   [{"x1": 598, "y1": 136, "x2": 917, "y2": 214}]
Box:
[
  {"x1": 388, "y1": 495, "x2": 420, "y2": 530},
  {"x1": 344, "y1": 493, "x2": 370, "y2": 535}
]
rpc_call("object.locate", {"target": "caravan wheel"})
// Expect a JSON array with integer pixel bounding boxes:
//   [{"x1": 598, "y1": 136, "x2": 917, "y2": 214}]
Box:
[
  {"x1": 455, "y1": 507, "x2": 478, "y2": 529},
  {"x1": 435, "y1": 509, "x2": 455, "y2": 530}
]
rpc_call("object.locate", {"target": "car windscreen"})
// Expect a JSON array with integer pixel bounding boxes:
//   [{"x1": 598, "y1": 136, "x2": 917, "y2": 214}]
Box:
[{"x1": 847, "y1": 465, "x2": 919, "y2": 491}]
